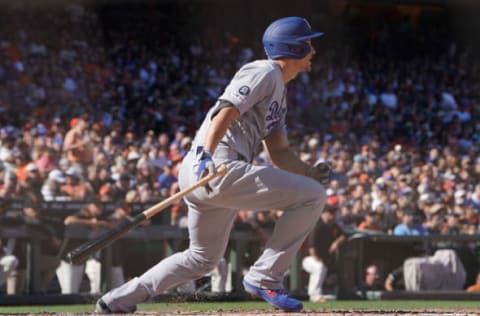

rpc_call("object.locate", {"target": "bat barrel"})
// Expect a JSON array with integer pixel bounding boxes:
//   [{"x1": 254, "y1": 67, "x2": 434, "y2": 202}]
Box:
[
  {"x1": 66, "y1": 214, "x2": 147, "y2": 265},
  {"x1": 65, "y1": 165, "x2": 229, "y2": 265}
]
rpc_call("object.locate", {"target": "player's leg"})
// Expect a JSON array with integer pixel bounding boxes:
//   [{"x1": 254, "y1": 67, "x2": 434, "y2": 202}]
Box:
[
  {"x1": 302, "y1": 256, "x2": 327, "y2": 302},
  {"x1": 0, "y1": 256, "x2": 19, "y2": 295},
  {"x1": 205, "y1": 161, "x2": 325, "y2": 290},
  {"x1": 199, "y1": 161, "x2": 325, "y2": 311},
  {"x1": 99, "y1": 204, "x2": 238, "y2": 313},
  {"x1": 85, "y1": 257, "x2": 101, "y2": 294},
  {"x1": 209, "y1": 257, "x2": 228, "y2": 292},
  {"x1": 56, "y1": 260, "x2": 85, "y2": 294},
  {"x1": 0, "y1": 254, "x2": 18, "y2": 294},
  {"x1": 6, "y1": 270, "x2": 18, "y2": 295},
  {"x1": 176, "y1": 280, "x2": 196, "y2": 294},
  {"x1": 0, "y1": 254, "x2": 18, "y2": 276}
]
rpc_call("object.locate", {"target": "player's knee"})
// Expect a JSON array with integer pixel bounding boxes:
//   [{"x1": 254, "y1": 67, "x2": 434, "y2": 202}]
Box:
[
  {"x1": 304, "y1": 176, "x2": 326, "y2": 197},
  {"x1": 302, "y1": 181, "x2": 326, "y2": 212},
  {"x1": 186, "y1": 251, "x2": 221, "y2": 276},
  {"x1": 302, "y1": 255, "x2": 325, "y2": 272},
  {"x1": 3, "y1": 255, "x2": 19, "y2": 272}
]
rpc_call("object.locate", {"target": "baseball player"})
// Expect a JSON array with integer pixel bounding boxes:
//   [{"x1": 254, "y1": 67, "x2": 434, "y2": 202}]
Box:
[{"x1": 96, "y1": 16, "x2": 329, "y2": 313}]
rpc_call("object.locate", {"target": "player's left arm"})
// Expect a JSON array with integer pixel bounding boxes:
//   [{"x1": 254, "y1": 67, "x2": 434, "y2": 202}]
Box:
[
  {"x1": 263, "y1": 133, "x2": 310, "y2": 175},
  {"x1": 264, "y1": 133, "x2": 332, "y2": 185}
]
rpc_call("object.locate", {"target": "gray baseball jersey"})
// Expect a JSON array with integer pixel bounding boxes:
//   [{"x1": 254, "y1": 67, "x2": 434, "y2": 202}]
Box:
[{"x1": 193, "y1": 60, "x2": 287, "y2": 162}]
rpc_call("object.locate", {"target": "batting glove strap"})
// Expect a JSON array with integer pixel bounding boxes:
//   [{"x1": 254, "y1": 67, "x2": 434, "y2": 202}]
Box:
[{"x1": 308, "y1": 161, "x2": 332, "y2": 186}]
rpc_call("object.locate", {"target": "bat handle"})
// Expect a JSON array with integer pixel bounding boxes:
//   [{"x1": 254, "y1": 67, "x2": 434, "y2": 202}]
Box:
[
  {"x1": 142, "y1": 164, "x2": 228, "y2": 219},
  {"x1": 215, "y1": 164, "x2": 228, "y2": 177}
]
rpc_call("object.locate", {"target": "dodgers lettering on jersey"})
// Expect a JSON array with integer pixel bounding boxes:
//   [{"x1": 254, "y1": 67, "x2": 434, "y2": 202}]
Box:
[
  {"x1": 193, "y1": 60, "x2": 287, "y2": 162},
  {"x1": 265, "y1": 100, "x2": 286, "y2": 131}
]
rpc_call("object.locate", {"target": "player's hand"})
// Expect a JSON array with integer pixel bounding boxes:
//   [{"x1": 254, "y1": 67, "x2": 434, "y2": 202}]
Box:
[
  {"x1": 196, "y1": 150, "x2": 216, "y2": 179},
  {"x1": 196, "y1": 150, "x2": 216, "y2": 194},
  {"x1": 308, "y1": 160, "x2": 332, "y2": 186}
]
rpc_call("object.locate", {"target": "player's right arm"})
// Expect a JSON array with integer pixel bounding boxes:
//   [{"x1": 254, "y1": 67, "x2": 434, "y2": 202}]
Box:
[
  {"x1": 196, "y1": 105, "x2": 240, "y2": 181},
  {"x1": 203, "y1": 106, "x2": 240, "y2": 154}
]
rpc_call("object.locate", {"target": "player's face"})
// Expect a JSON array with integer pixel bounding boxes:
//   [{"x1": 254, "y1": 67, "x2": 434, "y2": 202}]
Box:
[{"x1": 297, "y1": 40, "x2": 316, "y2": 72}]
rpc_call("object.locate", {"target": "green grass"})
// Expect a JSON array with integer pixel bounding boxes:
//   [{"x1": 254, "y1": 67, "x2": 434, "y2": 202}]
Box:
[{"x1": 0, "y1": 300, "x2": 479, "y2": 314}]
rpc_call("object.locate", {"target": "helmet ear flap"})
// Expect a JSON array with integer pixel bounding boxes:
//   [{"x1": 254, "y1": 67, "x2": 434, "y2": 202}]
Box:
[
  {"x1": 264, "y1": 41, "x2": 310, "y2": 60},
  {"x1": 287, "y1": 41, "x2": 309, "y2": 57}
]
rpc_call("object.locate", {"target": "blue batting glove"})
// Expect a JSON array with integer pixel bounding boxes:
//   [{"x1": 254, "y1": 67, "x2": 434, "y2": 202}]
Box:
[{"x1": 196, "y1": 150, "x2": 216, "y2": 181}]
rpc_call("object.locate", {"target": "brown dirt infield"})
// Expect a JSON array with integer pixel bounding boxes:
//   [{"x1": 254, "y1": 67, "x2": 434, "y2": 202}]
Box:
[{"x1": 19, "y1": 310, "x2": 478, "y2": 316}]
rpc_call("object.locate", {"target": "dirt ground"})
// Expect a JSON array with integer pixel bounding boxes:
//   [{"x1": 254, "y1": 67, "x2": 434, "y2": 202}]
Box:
[
  {"x1": 18, "y1": 310, "x2": 478, "y2": 316},
  {"x1": 113, "y1": 312, "x2": 479, "y2": 316}
]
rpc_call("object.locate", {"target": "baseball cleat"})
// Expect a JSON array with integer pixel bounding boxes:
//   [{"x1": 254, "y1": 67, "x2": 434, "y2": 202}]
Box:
[
  {"x1": 95, "y1": 299, "x2": 112, "y2": 314},
  {"x1": 243, "y1": 280, "x2": 303, "y2": 312}
]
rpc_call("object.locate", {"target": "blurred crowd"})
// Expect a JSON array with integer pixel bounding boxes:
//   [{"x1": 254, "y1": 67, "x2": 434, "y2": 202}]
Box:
[{"x1": 1, "y1": 2, "x2": 480, "y2": 294}]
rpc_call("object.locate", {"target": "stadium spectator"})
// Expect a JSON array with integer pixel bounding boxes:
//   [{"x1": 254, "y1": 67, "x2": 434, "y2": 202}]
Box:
[
  {"x1": 41, "y1": 169, "x2": 68, "y2": 201},
  {"x1": 19, "y1": 199, "x2": 62, "y2": 293},
  {"x1": 56, "y1": 199, "x2": 111, "y2": 294},
  {"x1": 34, "y1": 148, "x2": 59, "y2": 178},
  {"x1": 0, "y1": 136, "x2": 17, "y2": 173},
  {"x1": 470, "y1": 184, "x2": 480, "y2": 211},
  {"x1": 355, "y1": 264, "x2": 383, "y2": 299},
  {"x1": 302, "y1": 206, "x2": 346, "y2": 303},
  {"x1": 99, "y1": 173, "x2": 131, "y2": 203},
  {"x1": 0, "y1": 171, "x2": 21, "y2": 199},
  {"x1": 60, "y1": 167, "x2": 95, "y2": 201},
  {"x1": 466, "y1": 272, "x2": 480, "y2": 293},
  {"x1": 357, "y1": 211, "x2": 383, "y2": 232},
  {"x1": 125, "y1": 150, "x2": 141, "y2": 175},
  {"x1": 88, "y1": 166, "x2": 112, "y2": 196},
  {"x1": 63, "y1": 117, "x2": 94, "y2": 177},
  {"x1": 393, "y1": 209, "x2": 429, "y2": 236},
  {"x1": 19, "y1": 162, "x2": 44, "y2": 203},
  {"x1": 441, "y1": 213, "x2": 462, "y2": 235},
  {"x1": 0, "y1": 239, "x2": 19, "y2": 295},
  {"x1": 156, "y1": 164, "x2": 177, "y2": 198},
  {"x1": 384, "y1": 265, "x2": 405, "y2": 291},
  {"x1": 461, "y1": 203, "x2": 479, "y2": 231},
  {"x1": 423, "y1": 204, "x2": 447, "y2": 235}
]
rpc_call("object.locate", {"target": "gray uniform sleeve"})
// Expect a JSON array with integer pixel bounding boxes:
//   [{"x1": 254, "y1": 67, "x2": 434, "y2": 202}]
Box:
[{"x1": 219, "y1": 64, "x2": 274, "y2": 115}]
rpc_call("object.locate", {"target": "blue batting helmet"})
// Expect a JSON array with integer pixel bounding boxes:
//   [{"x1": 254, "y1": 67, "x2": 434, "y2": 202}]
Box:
[{"x1": 262, "y1": 16, "x2": 323, "y2": 60}]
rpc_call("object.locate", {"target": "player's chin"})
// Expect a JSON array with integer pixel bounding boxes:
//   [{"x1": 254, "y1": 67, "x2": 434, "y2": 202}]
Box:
[
  {"x1": 306, "y1": 59, "x2": 313, "y2": 70},
  {"x1": 303, "y1": 64, "x2": 312, "y2": 72}
]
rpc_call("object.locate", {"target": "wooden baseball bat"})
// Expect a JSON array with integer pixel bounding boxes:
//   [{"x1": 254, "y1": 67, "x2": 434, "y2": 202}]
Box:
[{"x1": 66, "y1": 165, "x2": 228, "y2": 265}]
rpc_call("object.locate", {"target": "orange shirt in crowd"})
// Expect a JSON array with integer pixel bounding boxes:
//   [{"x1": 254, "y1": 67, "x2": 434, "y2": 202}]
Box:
[
  {"x1": 357, "y1": 221, "x2": 382, "y2": 231},
  {"x1": 466, "y1": 284, "x2": 480, "y2": 292},
  {"x1": 15, "y1": 164, "x2": 29, "y2": 183}
]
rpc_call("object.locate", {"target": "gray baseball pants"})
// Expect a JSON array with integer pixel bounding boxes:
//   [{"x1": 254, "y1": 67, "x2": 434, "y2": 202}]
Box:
[{"x1": 101, "y1": 151, "x2": 326, "y2": 312}]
